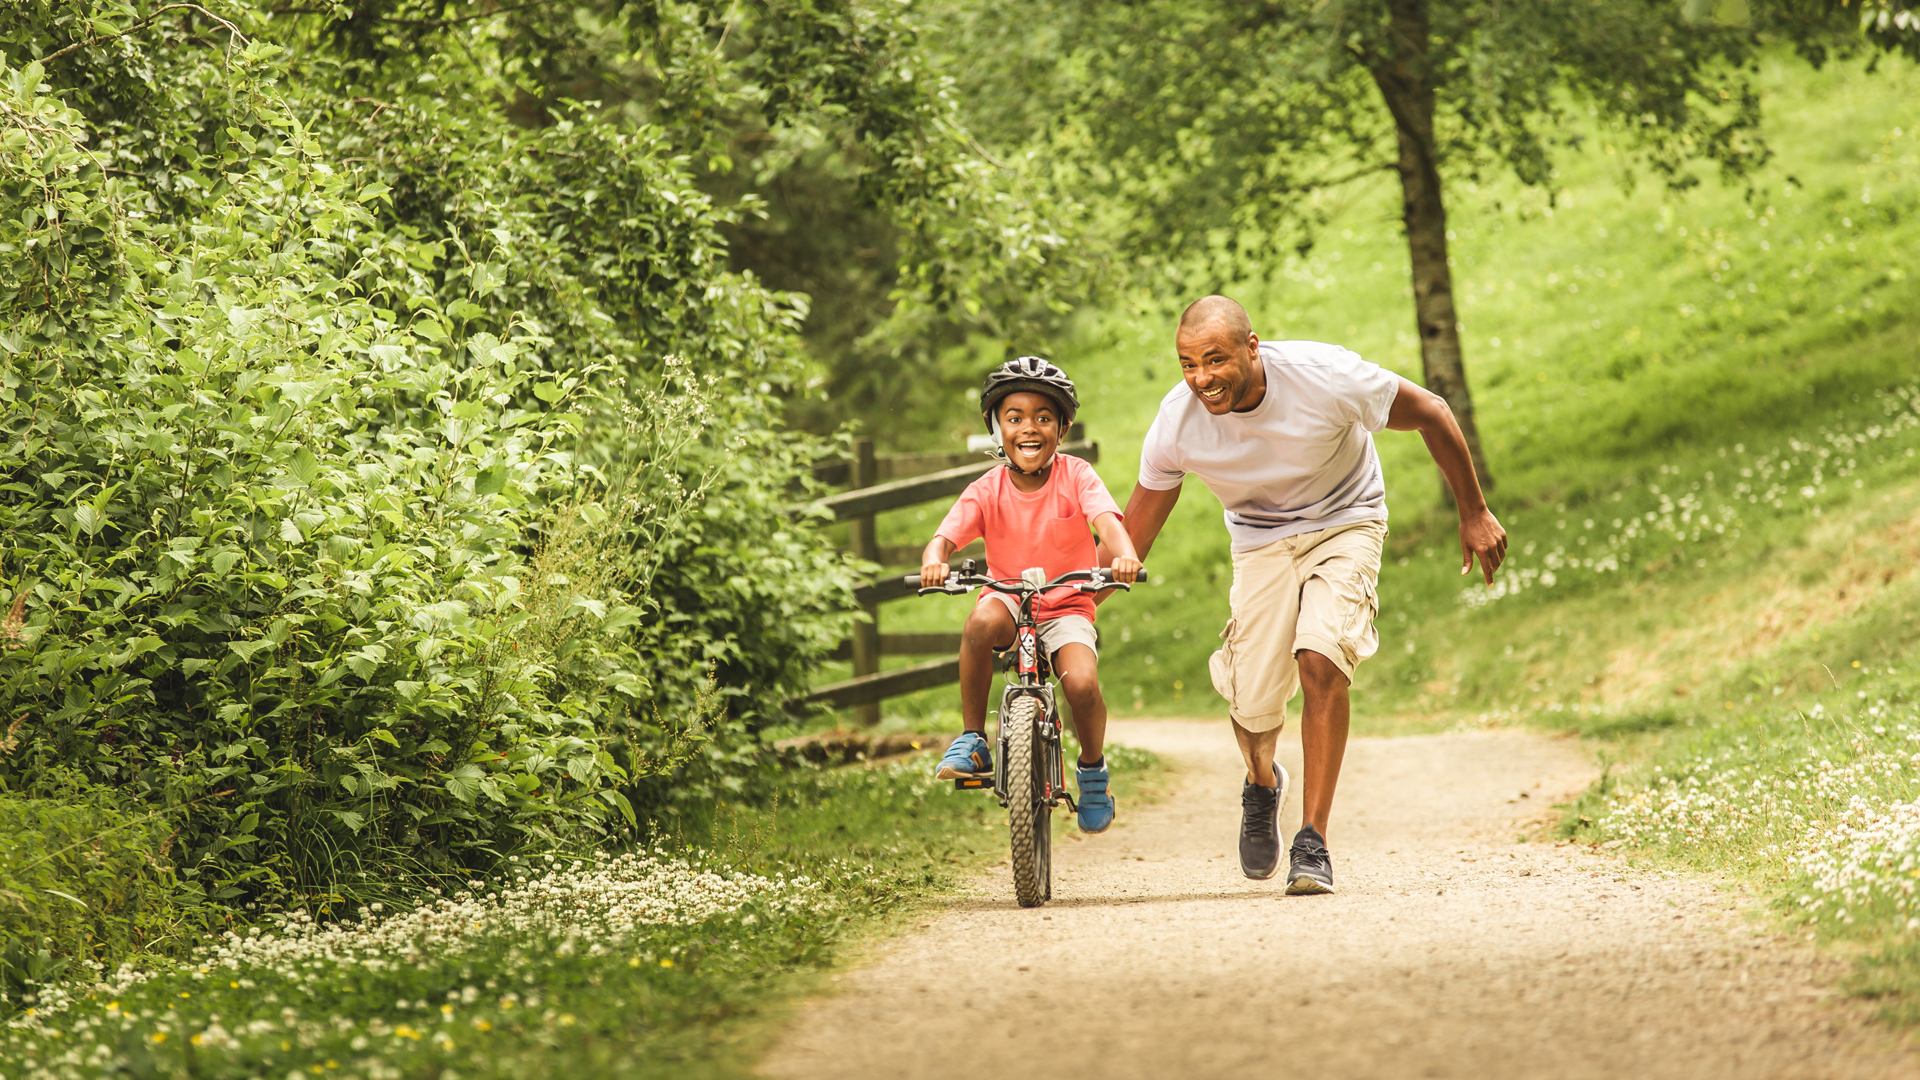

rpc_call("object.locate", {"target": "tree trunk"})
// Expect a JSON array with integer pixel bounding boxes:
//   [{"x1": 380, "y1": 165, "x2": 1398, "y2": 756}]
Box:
[{"x1": 1367, "y1": 0, "x2": 1494, "y2": 495}]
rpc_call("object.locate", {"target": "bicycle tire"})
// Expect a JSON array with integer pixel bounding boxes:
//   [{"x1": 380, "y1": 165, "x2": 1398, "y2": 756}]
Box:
[{"x1": 1003, "y1": 694, "x2": 1049, "y2": 908}]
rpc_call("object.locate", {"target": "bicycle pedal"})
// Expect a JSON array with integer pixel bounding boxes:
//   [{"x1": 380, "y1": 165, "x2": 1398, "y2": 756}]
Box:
[{"x1": 953, "y1": 776, "x2": 994, "y2": 791}]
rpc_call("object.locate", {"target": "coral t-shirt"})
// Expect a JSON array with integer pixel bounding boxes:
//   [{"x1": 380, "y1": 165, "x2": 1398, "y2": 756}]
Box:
[{"x1": 934, "y1": 454, "x2": 1122, "y2": 621}]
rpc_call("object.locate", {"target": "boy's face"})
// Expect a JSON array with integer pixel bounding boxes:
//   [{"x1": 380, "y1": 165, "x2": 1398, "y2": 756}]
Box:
[{"x1": 996, "y1": 391, "x2": 1061, "y2": 472}]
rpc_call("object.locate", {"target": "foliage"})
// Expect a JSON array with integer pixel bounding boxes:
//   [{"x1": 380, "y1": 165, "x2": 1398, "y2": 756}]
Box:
[
  {"x1": 1, "y1": 0, "x2": 980, "y2": 916},
  {"x1": 0, "y1": 791, "x2": 178, "y2": 1011},
  {"x1": 0, "y1": 50, "x2": 671, "y2": 902}
]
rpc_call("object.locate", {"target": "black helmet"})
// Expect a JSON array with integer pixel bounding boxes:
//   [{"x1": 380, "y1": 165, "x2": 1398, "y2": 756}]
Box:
[{"x1": 979, "y1": 356, "x2": 1079, "y2": 431}]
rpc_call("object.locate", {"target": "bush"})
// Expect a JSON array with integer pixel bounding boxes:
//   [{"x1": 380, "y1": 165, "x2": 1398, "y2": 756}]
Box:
[
  {"x1": 0, "y1": 790, "x2": 178, "y2": 1012},
  {"x1": 0, "y1": 51, "x2": 854, "y2": 909}
]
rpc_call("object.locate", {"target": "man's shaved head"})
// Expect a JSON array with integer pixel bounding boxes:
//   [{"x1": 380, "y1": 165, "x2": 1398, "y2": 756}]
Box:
[{"x1": 1178, "y1": 295, "x2": 1252, "y2": 341}]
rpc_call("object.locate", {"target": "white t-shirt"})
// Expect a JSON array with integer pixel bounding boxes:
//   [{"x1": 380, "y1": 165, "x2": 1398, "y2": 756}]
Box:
[{"x1": 1138, "y1": 340, "x2": 1401, "y2": 552}]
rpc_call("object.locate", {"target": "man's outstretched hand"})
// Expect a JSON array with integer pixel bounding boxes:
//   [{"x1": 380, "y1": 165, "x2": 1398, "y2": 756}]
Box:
[{"x1": 1460, "y1": 507, "x2": 1507, "y2": 584}]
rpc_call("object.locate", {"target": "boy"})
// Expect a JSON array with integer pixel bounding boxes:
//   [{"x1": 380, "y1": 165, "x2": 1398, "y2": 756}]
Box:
[{"x1": 919, "y1": 357, "x2": 1142, "y2": 833}]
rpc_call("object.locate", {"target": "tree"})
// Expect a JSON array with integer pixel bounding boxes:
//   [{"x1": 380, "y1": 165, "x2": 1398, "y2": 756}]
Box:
[{"x1": 931, "y1": 0, "x2": 1911, "y2": 489}]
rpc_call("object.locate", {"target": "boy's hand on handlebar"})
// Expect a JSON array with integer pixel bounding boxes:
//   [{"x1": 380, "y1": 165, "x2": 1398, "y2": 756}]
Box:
[
  {"x1": 920, "y1": 561, "x2": 951, "y2": 589},
  {"x1": 1109, "y1": 556, "x2": 1142, "y2": 584}
]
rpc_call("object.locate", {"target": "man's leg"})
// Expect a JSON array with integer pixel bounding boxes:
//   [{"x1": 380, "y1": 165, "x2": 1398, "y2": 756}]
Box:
[
  {"x1": 1294, "y1": 649, "x2": 1351, "y2": 837},
  {"x1": 1231, "y1": 721, "x2": 1280, "y2": 788}
]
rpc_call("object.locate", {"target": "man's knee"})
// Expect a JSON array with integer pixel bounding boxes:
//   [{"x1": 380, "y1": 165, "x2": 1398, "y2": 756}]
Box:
[{"x1": 1296, "y1": 649, "x2": 1350, "y2": 695}]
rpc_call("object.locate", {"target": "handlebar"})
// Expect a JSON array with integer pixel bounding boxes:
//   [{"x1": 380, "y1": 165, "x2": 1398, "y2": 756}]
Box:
[{"x1": 903, "y1": 562, "x2": 1141, "y2": 598}]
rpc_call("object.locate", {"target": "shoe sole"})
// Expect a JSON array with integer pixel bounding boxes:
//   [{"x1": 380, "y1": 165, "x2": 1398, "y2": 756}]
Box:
[
  {"x1": 935, "y1": 765, "x2": 988, "y2": 780},
  {"x1": 1241, "y1": 763, "x2": 1290, "y2": 880},
  {"x1": 1286, "y1": 875, "x2": 1334, "y2": 896}
]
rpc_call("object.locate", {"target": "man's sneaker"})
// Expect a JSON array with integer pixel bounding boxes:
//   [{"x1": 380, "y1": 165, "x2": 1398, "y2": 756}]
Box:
[
  {"x1": 1075, "y1": 758, "x2": 1115, "y2": 833},
  {"x1": 934, "y1": 732, "x2": 992, "y2": 779},
  {"x1": 1238, "y1": 761, "x2": 1290, "y2": 880},
  {"x1": 1287, "y1": 824, "x2": 1334, "y2": 895}
]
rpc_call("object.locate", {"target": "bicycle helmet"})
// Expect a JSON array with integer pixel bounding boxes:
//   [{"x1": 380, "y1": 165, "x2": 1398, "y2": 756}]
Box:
[{"x1": 979, "y1": 357, "x2": 1079, "y2": 475}]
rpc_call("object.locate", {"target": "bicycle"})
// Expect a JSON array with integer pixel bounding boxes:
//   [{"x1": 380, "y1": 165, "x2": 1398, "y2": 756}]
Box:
[{"x1": 908, "y1": 561, "x2": 1134, "y2": 908}]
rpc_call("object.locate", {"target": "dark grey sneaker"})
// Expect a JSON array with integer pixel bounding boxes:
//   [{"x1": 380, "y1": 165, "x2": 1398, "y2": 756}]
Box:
[
  {"x1": 1287, "y1": 824, "x2": 1334, "y2": 895},
  {"x1": 1238, "y1": 762, "x2": 1290, "y2": 880}
]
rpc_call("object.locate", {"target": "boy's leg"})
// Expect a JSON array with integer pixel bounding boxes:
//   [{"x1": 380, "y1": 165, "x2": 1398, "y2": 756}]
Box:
[
  {"x1": 958, "y1": 597, "x2": 1016, "y2": 733},
  {"x1": 1052, "y1": 642, "x2": 1105, "y2": 764},
  {"x1": 1054, "y1": 639, "x2": 1115, "y2": 833}
]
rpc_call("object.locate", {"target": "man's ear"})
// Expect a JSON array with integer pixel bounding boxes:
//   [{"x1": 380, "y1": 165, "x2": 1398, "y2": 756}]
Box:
[{"x1": 1246, "y1": 331, "x2": 1260, "y2": 357}]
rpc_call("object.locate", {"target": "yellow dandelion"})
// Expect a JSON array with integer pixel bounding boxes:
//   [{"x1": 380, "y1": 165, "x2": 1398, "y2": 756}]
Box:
[
  {"x1": 150, "y1": 1032, "x2": 168, "y2": 1044},
  {"x1": 660, "y1": 958, "x2": 674, "y2": 968}
]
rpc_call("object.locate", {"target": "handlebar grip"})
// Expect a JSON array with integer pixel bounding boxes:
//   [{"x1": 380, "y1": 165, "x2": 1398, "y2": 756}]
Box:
[{"x1": 901, "y1": 574, "x2": 921, "y2": 586}]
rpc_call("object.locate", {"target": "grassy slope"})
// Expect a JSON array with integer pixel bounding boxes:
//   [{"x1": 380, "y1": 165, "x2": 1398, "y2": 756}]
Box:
[{"x1": 847, "y1": 53, "x2": 1920, "y2": 737}]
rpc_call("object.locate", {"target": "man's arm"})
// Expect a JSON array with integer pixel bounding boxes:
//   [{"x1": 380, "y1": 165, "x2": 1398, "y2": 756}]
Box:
[
  {"x1": 1118, "y1": 483, "x2": 1182, "y2": 562},
  {"x1": 1383, "y1": 377, "x2": 1507, "y2": 584}
]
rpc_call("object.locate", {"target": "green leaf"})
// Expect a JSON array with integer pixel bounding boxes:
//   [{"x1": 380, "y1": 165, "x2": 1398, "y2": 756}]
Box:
[
  {"x1": 366, "y1": 728, "x2": 402, "y2": 748},
  {"x1": 356, "y1": 182, "x2": 392, "y2": 204},
  {"x1": 474, "y1": 465, "x2": 508, "y2": 496},
  {"x1": 230, "y1": 639, "x2": 276, "y2": 661},
  {"x1": 288, "y1": 447, "x2": 320, "y2": 487},
  {"x1": 532, "y1": 382, "x2": 563, "y2": 403},
  {"x1": 602, "y1": 789, "x2": 637, "y2": 828}
]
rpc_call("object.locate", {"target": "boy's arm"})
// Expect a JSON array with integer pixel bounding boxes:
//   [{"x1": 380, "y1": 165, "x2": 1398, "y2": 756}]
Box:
[
  {"x1": 920, "y1": 536, "x2": 957, "y2": 588},
  {"x1": 1091, "y1": 512, "x2": 1141, "y2": 583}
]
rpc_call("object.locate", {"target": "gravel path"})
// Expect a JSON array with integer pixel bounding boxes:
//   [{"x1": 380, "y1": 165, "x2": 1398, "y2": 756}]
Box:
[{"x1": 760, "y1": 719, "x2": 1918, "y2": 1079}]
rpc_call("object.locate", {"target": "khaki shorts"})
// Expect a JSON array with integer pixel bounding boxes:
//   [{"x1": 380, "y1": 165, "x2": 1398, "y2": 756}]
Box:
[
  {"x1": 1208, "y1": 520, "x2": 1386, "y2": 734},
  {"x1": 980, "y1": 594, "x2": 1098, "y2": 675}
]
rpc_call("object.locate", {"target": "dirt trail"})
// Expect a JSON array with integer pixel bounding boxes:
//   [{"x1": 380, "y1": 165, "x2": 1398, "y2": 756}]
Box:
[{"x1": 760, "y1": 720, "x2": 1918, "y2": 1080}]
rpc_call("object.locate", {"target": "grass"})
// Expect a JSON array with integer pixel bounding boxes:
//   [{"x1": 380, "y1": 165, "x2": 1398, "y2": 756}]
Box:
[
  {"x1": 0, "y1": 746, "x2": 1162, "y2": 1079},
  {"x1": 852, "y1": 50, "x2": 1920, "y2": 733}
]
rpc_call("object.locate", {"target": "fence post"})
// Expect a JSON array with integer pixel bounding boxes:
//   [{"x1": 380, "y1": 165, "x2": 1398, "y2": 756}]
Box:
[{"x1": 848, "y1": 438, "x2": 881, "y2": 726}]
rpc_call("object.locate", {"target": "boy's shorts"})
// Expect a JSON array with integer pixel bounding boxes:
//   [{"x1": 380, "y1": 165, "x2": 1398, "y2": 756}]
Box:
[
  {"x1": 980, "y1": 593, "x2": 1099, "y2": 674},
  {"x1": 1208, "y1": 519, "x2": 1386, "y2": 734}
]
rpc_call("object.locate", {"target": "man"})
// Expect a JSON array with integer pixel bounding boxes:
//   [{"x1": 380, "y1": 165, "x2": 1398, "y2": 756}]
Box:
[{"x1": 1118, "y1": 295, "x2": 1506, "y2": 894}]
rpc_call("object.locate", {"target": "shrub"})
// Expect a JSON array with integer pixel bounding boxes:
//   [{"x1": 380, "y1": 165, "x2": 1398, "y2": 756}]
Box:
[{"x1": 0, "y1": 790, "x2": 178, "y2": 1012}]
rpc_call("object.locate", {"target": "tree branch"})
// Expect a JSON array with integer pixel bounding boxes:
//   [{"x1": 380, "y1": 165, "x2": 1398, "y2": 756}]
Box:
[
  {"x1": 268, "y1": 0, "x2": 561, "y2": 29},
  {"x1": 38, "y1": 4, "x2": 248, "y2": 64}
]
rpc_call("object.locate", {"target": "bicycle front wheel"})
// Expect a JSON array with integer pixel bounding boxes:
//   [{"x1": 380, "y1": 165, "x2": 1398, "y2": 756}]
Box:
[{"x1": 1002, "y1": 694, "x2": 1051, "y2": 908}]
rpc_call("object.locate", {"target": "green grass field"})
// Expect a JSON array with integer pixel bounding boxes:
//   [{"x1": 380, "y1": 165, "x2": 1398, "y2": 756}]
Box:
[{"x1": 849, "y1": 52, "x2": 1920, "y2": 736}]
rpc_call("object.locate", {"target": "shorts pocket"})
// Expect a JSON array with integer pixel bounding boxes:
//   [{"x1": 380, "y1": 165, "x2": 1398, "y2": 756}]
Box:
[
  {"x1": 1209, "y1": 618, "x2": 1238, "y2": 703},
  {"x1": 1338, "y1": 574, "x2": 1380, "y2": 668}
]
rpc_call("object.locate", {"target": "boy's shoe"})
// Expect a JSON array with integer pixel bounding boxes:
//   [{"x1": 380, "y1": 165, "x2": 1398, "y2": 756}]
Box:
[
  {"x1": 1239, "y1": 761, "x2": 1290, "y2": 880},
  {"x1": 1075, "y1": 758, "x2": 1115, "y2": 833},
  {"x1": 1286, "y1": 824, "x2": 1334, "y2": 895},
  {"x1": 935, "y1": 732, "x2": 993, "y2": 779}
]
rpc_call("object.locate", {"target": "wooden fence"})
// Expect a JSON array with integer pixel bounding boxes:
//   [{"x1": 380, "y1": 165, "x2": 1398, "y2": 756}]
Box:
[{"x1": 795, "y1": 428, "x2": 1098, "y2": 723}]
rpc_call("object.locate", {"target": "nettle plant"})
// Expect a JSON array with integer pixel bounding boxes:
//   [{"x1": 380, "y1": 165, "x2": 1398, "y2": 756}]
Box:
[{"x1": 0, "y1": 54, "x2": 711, "y2": 903}]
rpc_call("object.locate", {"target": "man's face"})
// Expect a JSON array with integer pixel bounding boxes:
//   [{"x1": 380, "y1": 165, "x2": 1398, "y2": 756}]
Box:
[
  {"x1": 996, "y1": 391, "x2": 1062, "y2": 471},
  {"x1": 1176, "y1": 323, "x2": 1261, "y2": 414}
]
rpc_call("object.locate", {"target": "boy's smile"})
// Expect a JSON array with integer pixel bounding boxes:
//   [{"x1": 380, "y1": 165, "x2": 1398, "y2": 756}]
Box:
[{"x1": 997, "y1": 391, "x2": 1062, "y2": 480}]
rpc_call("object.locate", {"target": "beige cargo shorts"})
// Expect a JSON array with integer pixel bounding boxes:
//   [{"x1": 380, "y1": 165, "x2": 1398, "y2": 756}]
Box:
[{"x1": 1207, "y1": 519, "x2": 1387, "y2": 734}]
